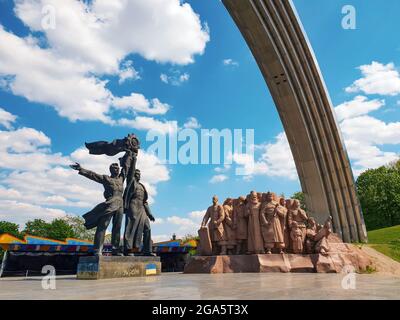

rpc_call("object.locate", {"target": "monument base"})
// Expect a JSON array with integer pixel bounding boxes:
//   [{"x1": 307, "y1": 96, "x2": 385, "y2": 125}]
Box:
[
  {"x1": 77, "y1": 256, "x2": 161, "y2": 280},
  {"x1": 184, "y1": 244, "x2": 376, "y2": 274}
]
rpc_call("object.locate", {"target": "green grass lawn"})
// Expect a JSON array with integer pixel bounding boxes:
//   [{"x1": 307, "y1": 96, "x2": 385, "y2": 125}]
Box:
[{"x1": 367, "y1": 225, "x2": 400, "y2": 262}]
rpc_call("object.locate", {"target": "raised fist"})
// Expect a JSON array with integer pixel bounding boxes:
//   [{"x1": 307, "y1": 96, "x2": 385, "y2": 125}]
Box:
[{"x1": 70, "y1": 162, "x2": 82, "y2": 171}]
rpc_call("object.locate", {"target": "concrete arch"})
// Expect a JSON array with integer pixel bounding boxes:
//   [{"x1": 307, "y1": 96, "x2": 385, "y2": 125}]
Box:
[{"x1": 223, "y1": 0, "x2": 367, "y2": 242}]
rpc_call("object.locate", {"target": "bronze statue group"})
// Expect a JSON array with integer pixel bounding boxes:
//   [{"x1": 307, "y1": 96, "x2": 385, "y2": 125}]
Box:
[
  {"x1": 200, "y1": 191, "x2": 333, "y2": 256},
  {"x1": 71, "y1": 134, "x2": 155, "y2": 256}
]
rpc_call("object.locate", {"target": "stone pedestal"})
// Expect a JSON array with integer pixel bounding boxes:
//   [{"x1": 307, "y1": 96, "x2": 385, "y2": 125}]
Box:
[
  {"x1": 77, "y1": 256, "x2": 161, "y2": 280},
  {"x1": 184, "y1": 250, "x2": 375, "y2": 274}
]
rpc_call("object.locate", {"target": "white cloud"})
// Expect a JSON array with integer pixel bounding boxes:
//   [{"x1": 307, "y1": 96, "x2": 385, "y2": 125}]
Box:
[
  {"x1": 346, "y1": 61, "x2": 400, "y2": 96},
  {"x1": 334, "y1": 95, "x2": 384, "y2": 122},
  {"x1": 233, "y1": 133, "x2": 297, "y2": 180},
  {"x1": 209, "y1": 174, "x2": 228, "y2": 184},
  {"x1": 0, "y1": 123, "x2": 170, "y2": 226},
  {"x1": 166, "y1": 215, "x2": 199, "y2": 235},
  {"x1": 0, "y1": 0, "x2": 209, "y2": 125},
  {"x1": 152, "y1": 234, "x2": 171, "y2": 242},
  {"x1": 160, "y1": 70, "x2": 190, "y2": 86},
  {"x1": 0, "y1": 107, "x2": 17, "y2": 129},
  {"x1": 0, "y1": 200, "x2": 67, "y2": 227},
  {"x1": 0, "y1": 26, "x2": 113, "y2": 123},
  {"x1": 152, "y1": 209, "x2": 205, "y2": 240},
  {"x1": 214, "y1": 164, "x2": 231, "y2": 173},
  {"x1": 236, "y1": 90, "x2": 400, "y2": 180},
  {"x1": 188, "y1": 210, "x2": 206, "y2": 219},
  {"x1": 223, "y1": 58, "x2": 239, "y2": 67},
  {"x1": 14, "y1": 0, "x2": 210, "y2": 70},
  {"x1": 340, "y1": 115, "x2": 400, "y2": 145},
  {"x1": 118, "y1": 61, "x2": 140, "y2": 84},
  {"x1": 113, "y1": 93, "x2": 170, "y2": 115},
  {"x1": 183, "y1": 117, "x2": 201, "y2": 129},
  {"x1": 339, "y1": 115, "x2": 400, "y2": 175},
  {"x1": 332, "y1": 94, "x2": 400, "y2": 176},
  {"x1": 117, "y1": 116, "x2": 178, "y2": 135}
]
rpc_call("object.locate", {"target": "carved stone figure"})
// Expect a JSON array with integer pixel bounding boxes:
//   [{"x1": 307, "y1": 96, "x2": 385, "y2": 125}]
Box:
[
  {"x1": 306, "y1": 217, "x2": 332, "y2": 254},
  {"x1": 288, "y1": 199, "x2": 308, "y2": 251},
  {"x1": 201, "y1": 196, "x2": 226, "y2": 255},
  {"x1": 260, "y1": 192, "x2": 286, "y2": 254},
  {"x1": 70, "y1": 150, "x2": 133, "y2": 256},
  {"x1": 245, "y1": 191, "x2": 264, "y2": 254},
  {"x1": 123, "y1": 169, "x2": 156, "y2": 256},
  {"x1": 233, "y1": 196, "x2": 248, "y2": 255},
  {"x1": 222, "y1": 198, "x2": 236, "y2": 255},
  {"x1": 279, "y1": 197, "x2": 290, "y2": 250},
  {"x1": 85, "y1": 133, "x2": 140, "y2": 156},
  {"x1": 290, "y1": 221, "x2": 304, "y2": 254}
]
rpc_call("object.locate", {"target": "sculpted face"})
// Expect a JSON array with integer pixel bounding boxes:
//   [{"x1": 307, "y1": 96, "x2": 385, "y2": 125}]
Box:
[
  {"x1": 134, "y1": 170, "x2": 141, "y2": 181},
  {"x1": 279, "y1": 198, "x2": 285, "y2": 206},
  {"x1": 293, "y1": 199, "x2": 300, "y2": 209},
  {"x1": 239, "y1": 196, "x2": 246, "y2": 204},
  {"x1": 250, "y1": 191, "x2": 258, "y2": 202},
  {"x1": 212, "y1": 196, "x2": 218, "y2": 205},
  {"x1": 109, "y1": 164, "x2": 120, "y2": 177},
  {"x1": 266, "y1": 192, "x2": 273, "y2": 202}
]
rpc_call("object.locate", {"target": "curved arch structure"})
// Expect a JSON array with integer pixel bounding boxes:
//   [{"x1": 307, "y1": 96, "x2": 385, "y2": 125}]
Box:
[{"x1": 223, "y1": 0, "x2": 367, "y2": 242}]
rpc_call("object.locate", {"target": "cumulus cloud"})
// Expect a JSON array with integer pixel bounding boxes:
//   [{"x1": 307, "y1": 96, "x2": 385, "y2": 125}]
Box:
[
  {"x1": 0, "y1": 0, "x2": 209, "y2": 126},
  {"x1": 331, "y1": 93, "x2": 400, "y2": 176},
  {"x1": 231, "y1": 133, "x2": 297, "y2": 181},
  {"x1": 0, "y1": 114, "x2": 170, "y2": 226},
  {"x1": 118, "y1": 61, "x2": 140, "y2": 84},
  {"x1": 117, "y1": 116, "x2": 178, "y2": 135},
  {"x1": 209, "y1": 174, "x2": 228, "y2": 184},
  {"x1": 152, "y1": 209, "x2": 205, "y2": 240},
  {"x1": 113, "y1": 93, "x2": 170, "y2": 115},
  {"x1": 223, "y1": 58, "x2": 239, "y2": 67},
  {"x1": 334, "y1": 95, "x2": 384, "y2": 122},
  {"x1": 160, "y1": 70, "x2": 190, "y2": 86},
  {"x1": 0, "y1": 200, "x2": 67, "y2": 227},
  {"x1": 346, "y1": 61, "x2": 400, "y2": 96},
  {"x1": 14, "y1": 0, "x2": 210, "y2": 70},
  {"x1": 183, "y1": 117, "x2": 201, "y2": 129},
  {"x1": 0, "y1": 107, "x2": 17, "y2": 129}
]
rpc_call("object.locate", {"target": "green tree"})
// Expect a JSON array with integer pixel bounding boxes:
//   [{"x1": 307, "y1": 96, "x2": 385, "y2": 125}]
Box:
[
  {"x1": 291, "y1": 191, "x2": 307, "y2": 210},
  {"x1": 23, "y1": 218, "x2": 75, "y2": 241},
  {"x1": 0, "y1": 221, "x2": 22, "y2": 260},
  {"x1": 0, "y1": 221, "x2": 22, "y2": 238},
  {"x1": 47, "y1": 219, "x2": 75, "y2": 241},
  {"x1": 63, "y1": 215, "x2": 95, "y2": 241},
  {"x1": 23, "y1": 219, "x2": 49, "y2": 237},
  {"x1": 356, "y1": 164, "x2": 400, "y2": 231}
]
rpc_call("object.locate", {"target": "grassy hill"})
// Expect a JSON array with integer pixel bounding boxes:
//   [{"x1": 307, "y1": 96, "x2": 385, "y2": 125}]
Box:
[{"x1": 367, "y1": 225, "x2": 400, "y2": 262}]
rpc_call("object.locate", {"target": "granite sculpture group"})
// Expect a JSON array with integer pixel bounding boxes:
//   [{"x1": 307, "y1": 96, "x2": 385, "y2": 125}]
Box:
[
  {"x1": 200, "y1": 192, "x2": 334, "y2": 256},
  {"x1": 70, "y1": 134, "x2": 155, "y2": 257},
  {"x1": 184, "y1": 192, "x2": 375, "y2": 274}
]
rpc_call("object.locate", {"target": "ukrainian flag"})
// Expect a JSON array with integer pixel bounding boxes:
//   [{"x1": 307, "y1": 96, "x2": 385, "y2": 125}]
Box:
[{"x1": 145, "y1": 263, "x2": 157, "y2": 275}]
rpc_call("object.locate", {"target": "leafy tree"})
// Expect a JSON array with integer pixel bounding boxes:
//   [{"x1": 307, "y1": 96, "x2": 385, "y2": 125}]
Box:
[
  {"x1": 63, "y1": 215, "x2": 95, "y2": 241},
  {"x1": 0, "y1": 221, "x2": 22, "y2": 238},
  {"x1": 23, "y1": 219, "x2": 50, "y2": 238},
  {"x1": 356, "y1": 164, "x2": 400, "y2": 231},
  {"x1": 0, "y1": 221, "x2": 22, "y2": 260},
  {"x1": 47, "y1": 219, "x2": 75, "y2": 241},
  {"x1": 23, "y1": 218, "x2": 75, "y2": 241},
  {"x1": 291, "y1": 191, "x2": 307, "y2": 210}
]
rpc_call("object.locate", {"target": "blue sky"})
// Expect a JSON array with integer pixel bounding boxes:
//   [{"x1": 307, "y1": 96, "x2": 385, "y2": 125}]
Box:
[{"x1": 0, "y1": 0, "x2": 399, "y2": 241}]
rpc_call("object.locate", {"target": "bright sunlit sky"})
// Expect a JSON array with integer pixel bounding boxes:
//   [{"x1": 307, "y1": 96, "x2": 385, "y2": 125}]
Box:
[{"x1": 0, "y1": 0, "x2": 399, "y2": 241}]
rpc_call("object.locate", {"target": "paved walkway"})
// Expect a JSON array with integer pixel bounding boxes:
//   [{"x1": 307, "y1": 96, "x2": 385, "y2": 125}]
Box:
[{"x1": 1, "y1": 273, "x2": 399, "y2": 300}]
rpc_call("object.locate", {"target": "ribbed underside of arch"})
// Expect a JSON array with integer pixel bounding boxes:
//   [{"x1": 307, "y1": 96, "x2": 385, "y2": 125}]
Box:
[{"x1": 223, "y1": 0, "x2": 367, "y2": 242}]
